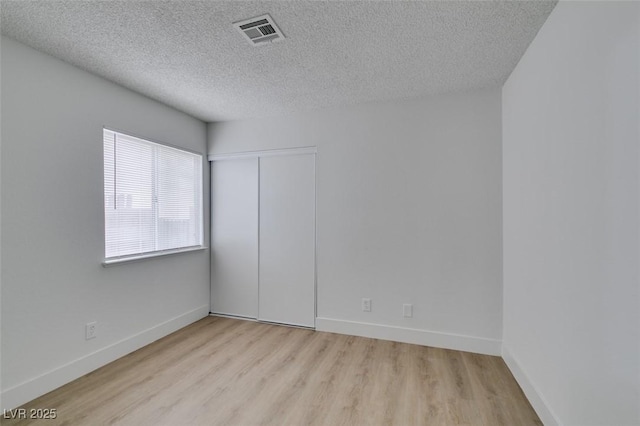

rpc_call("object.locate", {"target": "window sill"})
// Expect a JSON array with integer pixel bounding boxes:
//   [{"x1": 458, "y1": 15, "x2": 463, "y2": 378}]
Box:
[{"x1": 102, "y1": 246, "x2": 208, "y2": 267}]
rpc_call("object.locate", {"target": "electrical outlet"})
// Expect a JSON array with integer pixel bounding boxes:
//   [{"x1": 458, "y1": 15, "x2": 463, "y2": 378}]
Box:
[
  {"x1": 403, "y1": 303, "x2": 413, "y2": 318},
  {"x1": 86, "y1": 322, "x2": 97, "y2": 340},
  {"x1": 362, "y1": 298, "x2": 371, "y2": 312}
]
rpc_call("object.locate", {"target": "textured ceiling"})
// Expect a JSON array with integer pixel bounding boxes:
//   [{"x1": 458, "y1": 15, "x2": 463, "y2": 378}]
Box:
[{"x1": 1, "y1": 1, "x2": 556, "y2": 122}]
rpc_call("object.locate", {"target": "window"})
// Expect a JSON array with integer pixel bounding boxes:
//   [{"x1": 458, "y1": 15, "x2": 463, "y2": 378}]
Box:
[{"x1": 103, "y1": 128, "x2": 203, "y2": 262}]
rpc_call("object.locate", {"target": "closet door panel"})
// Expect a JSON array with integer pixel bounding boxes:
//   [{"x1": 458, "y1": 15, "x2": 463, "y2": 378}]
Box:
[
  {"x1": 210, "y1": 158, "x2": 259, "y2": 318},
  {"x1": 259, "y1": 154, "x2": 316, "y2": 327}
]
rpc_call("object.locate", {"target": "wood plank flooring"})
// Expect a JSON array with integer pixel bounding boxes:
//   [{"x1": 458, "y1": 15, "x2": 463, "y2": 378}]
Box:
[{"x1": 2, "y1": 316, "x2": 541, "y2": 425}]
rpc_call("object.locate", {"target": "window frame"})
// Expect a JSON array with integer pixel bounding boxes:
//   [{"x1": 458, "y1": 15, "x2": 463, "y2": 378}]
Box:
[{"x1": 102, "y1": 127, "x2": 206, "y2": 266}]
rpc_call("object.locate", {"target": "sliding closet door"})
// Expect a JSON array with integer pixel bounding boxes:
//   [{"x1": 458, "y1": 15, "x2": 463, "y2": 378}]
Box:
[
  {"x1": 259, "y1": 154, "x2": 316, "y2": 327},
  {"x1": 210, "y1": 158, "x2": 259, "y2": 318}
]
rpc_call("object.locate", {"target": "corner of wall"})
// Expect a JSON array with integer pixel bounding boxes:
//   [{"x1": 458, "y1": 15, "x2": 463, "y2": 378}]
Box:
[{"x1": 501, "y1": 345, "x2": 562, "y2": 426}]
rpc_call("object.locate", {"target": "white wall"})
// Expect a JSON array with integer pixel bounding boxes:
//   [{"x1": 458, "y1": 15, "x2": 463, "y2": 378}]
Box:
[
  {"x1": 209, "y1": 89, "x2": 503, "y2": 355},
  {"x1": 1, "y1": 37, "x2": 210, "y2": 410},
  {"x1": 502, "y1": 2, "x2": 639, "y2": 425}
]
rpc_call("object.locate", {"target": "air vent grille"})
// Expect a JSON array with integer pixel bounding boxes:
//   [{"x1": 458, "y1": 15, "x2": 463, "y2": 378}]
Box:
[{"x1": 234, "y1": 14, "x2": 285, "y2": 46}]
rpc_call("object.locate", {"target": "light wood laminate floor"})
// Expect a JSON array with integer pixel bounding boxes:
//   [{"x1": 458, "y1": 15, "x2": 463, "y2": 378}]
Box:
[{"x1": 2, "y1": 316, "x2": 541, "y2": 425}]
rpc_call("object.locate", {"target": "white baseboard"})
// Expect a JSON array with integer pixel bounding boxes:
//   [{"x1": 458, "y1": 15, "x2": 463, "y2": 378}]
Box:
[
  {"x1": 1, "y1": 305, "x2": 209, "y2": 411},
  {"x1": 502, "y1": 345, "x2": 562, "y2": 426},
  {"x1": 209, "y1": 312, "x2": 257, "y2": 322},
  {"x1": 315, "y1": 317, "x2": 502, "y2": 356}
]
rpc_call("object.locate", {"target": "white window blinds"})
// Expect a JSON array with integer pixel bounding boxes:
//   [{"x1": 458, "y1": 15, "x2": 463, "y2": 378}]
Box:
[{"x1": 104, "y1": 129, "x2": 203, "y2": 260}]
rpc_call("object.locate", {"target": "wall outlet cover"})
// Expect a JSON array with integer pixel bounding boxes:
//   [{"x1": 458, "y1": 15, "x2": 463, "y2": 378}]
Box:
[
  {"x1": 403, "y1": 303, "x2": 413, "y2": 318},
  {"x1": 362, "y1": 298, "x2": 372, "y2": 312},
  {"x1": 86, "y1": 322, "x2": 97, "y2": 340}
]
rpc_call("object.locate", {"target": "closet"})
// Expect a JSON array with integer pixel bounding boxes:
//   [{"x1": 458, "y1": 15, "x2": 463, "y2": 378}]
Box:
[{"x1": 210, "y1": 149, "x2": 316, "y2": 328}]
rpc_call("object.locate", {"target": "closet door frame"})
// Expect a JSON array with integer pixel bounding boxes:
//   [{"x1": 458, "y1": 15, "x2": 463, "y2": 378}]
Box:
[{"x1": 209, "y1": 146, "x2": 317, "y2": 328}]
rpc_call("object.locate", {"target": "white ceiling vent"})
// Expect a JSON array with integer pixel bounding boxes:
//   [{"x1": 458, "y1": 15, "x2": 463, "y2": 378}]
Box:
[{"x1": 234, "y1": 14, "x2": 285, "y2": 46}]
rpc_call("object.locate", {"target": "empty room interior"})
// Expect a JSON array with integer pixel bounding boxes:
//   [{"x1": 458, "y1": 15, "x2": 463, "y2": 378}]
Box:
[{"x1": 1, "y1": 1, "x2": 639, "y2": 425}]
